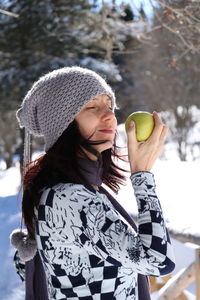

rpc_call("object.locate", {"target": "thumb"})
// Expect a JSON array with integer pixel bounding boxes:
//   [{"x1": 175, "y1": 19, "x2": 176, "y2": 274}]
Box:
[{"x1": 126, "y1": 120, "x2": 137, "y2": 145}]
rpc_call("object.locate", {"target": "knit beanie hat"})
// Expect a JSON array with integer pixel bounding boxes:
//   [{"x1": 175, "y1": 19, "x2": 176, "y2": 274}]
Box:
[{"x1": 16, "y1": 66, "x2": 116, "y2": 152}]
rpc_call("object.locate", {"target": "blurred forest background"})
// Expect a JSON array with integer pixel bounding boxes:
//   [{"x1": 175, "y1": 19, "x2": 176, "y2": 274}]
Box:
[{"x1": 0, "y1": 0, "x2": 200, "y2": 169}]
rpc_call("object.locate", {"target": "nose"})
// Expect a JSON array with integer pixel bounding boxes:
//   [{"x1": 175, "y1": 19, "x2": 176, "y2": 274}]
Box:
[{"x1": 101, "y1": 107, "x2": 116, "y2": 122}]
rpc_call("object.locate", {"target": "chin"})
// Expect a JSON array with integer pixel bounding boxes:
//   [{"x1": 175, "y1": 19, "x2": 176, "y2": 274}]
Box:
[{"x1": 95, "y1": 143, "x2": 113, "y2": 153}]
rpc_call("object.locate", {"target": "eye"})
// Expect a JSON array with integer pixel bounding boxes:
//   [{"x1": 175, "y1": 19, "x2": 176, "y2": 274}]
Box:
[
  {"x1": 86, "y1": 106, "x2": 95, "y2": 110},
  {"x1": 107, "y1": 105, "x2": 114, "y2": 111}
]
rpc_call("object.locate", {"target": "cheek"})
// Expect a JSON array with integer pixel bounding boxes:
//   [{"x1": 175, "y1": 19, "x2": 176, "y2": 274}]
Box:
[
  {"x1": 76, "y1": 115, "x2": 97, "y2": 138},
  {"x1": 78, "y1": 125, "x2": 91, "y2": 138}
]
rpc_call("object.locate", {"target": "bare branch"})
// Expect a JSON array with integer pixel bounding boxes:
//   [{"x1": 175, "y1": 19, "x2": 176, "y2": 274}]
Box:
[
  {"x1": 149, "y1": 0, "x2": 198, "y2": 53},
  {"x1": 0, "y1": 8, "x2": 19, "y2": 18}
]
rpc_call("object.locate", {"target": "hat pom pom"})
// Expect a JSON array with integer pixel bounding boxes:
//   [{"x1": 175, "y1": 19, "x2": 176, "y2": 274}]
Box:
[
  {"x1": 10, "y1": 229, "x2": 27, "y2": 248},
  {"x1": 10, "y1": 229, "x2": 37, "y2": 262},
  {"x1": 17, "y1": 237, "x2": 37, "y2": 261}
]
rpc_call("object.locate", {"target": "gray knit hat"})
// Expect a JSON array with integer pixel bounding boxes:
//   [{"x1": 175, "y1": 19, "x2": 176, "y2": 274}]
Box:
[{"x1": 16, "y1": 66, "x2": 116, "y2": 152}]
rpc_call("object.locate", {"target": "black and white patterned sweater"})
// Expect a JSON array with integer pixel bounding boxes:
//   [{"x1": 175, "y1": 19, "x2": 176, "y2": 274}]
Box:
[{"x1": 14, "y1": 171, "x2": 175, "y2": 300}]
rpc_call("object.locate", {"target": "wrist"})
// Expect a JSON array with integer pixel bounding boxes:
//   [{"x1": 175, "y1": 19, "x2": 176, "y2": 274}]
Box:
[{"x1": 130, "y1": 167, "x2": 150, "y2": 173}]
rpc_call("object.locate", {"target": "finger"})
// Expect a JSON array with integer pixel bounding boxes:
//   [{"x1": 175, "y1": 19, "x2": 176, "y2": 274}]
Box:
[
  {"x1": 126, "y1": 120, "x2": 137, "y2": 147},
  {"x1": 159, "y1": 125, "x2": 169, "y2": 142},
  {"x1": 149, "y1": 111, "x2": 164, "y2": 141}
]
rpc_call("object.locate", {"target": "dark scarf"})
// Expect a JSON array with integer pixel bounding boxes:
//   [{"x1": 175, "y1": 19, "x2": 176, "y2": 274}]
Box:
[
  {"x1": 25, "y1": 157, "x2": 150, "y2": 300},
  {"x1": 77, "y1": 156, "x2": 103, "y2": 186}
]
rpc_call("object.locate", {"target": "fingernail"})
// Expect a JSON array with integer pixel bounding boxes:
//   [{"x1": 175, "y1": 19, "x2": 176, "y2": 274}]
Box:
[{"x1": 129, "y1": 121, "x2": 134, "y2": 127}]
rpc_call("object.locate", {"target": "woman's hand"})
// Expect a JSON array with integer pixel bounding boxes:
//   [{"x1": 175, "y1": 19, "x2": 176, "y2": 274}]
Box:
[{"x1": 126, "y1": 111, "x2": 169, "y2": 173}]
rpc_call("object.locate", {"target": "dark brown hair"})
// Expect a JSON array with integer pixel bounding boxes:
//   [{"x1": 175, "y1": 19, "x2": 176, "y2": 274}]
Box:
[{"x1": 22, "y1": 120, "x2": 129, "y2": 236}]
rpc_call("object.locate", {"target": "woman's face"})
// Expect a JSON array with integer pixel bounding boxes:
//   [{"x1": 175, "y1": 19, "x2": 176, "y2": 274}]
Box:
[{"x1": 75, "y1": 94, "x2": 117, "y2": 155}]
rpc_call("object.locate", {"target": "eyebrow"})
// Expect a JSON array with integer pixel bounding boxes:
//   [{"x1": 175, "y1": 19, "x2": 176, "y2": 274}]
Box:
[{"x1": 92, "y1": 97, "x2": 112, "y2": 102}]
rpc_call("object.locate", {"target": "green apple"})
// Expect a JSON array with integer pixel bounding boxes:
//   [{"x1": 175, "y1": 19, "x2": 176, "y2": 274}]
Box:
[{"x1": 125, "y1": 111, "x2": 155, "y2": 141}]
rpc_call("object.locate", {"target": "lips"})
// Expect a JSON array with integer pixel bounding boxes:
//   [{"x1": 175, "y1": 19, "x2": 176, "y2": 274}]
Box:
[{"x1": 99, "y1": 128, "x2": 115, "y2": 134}]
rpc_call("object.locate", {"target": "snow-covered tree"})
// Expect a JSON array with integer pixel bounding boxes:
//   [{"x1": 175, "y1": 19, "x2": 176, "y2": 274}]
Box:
[
  {"x1": 0, "y1": 0, "x2": 143, "y2": 167},
  {"x1": 0, "y1": 110, "x2": 21, "y2": 169}
]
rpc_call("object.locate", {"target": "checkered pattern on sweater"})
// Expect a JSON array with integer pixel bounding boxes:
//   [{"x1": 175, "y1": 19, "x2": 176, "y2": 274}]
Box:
[{"x1": 14, "y1": 172, "x2": 175, "y2": 299}]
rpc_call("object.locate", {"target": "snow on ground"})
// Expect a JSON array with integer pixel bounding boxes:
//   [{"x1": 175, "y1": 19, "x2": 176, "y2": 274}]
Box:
[
  {"x1": 0, "y1": 192, "x2": 24, "y2": 299},
  {"x1": 115, "y1": 159, "x2": 200, "y2": 234},
  {"x1": 0, "y1": 163, "x2": 21, "y2": 197},
  {"x1": 0, "y1": 146, "x2": 200, "y2": 298}
]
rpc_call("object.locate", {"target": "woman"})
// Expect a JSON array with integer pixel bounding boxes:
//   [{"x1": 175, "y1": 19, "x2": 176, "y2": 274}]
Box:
[{"x1": 11, "y1": 66, "x2": 175, "y2": 300}]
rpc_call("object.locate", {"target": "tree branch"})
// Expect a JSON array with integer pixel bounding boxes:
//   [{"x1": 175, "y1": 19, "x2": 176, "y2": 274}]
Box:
[{"x1": 0, "y1": 8, "x2": 19, "y2": 18}]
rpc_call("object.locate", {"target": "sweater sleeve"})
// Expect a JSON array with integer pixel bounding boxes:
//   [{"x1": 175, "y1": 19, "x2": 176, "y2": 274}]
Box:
[
  {"x1": 130, "y1": 172, "x2": 175, "y2": 275},
  {"x1": 36, "y1": 173, "x2": 175, "y2": 277}
]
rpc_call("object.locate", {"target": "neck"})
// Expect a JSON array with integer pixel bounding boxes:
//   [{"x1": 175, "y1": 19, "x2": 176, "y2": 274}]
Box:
[
  {"x1": 91, "y1": 184, "x2": 99, "y2": 191},
  {"x1": 78, "y1": 146, "x2": 98, "y2": 161}
]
